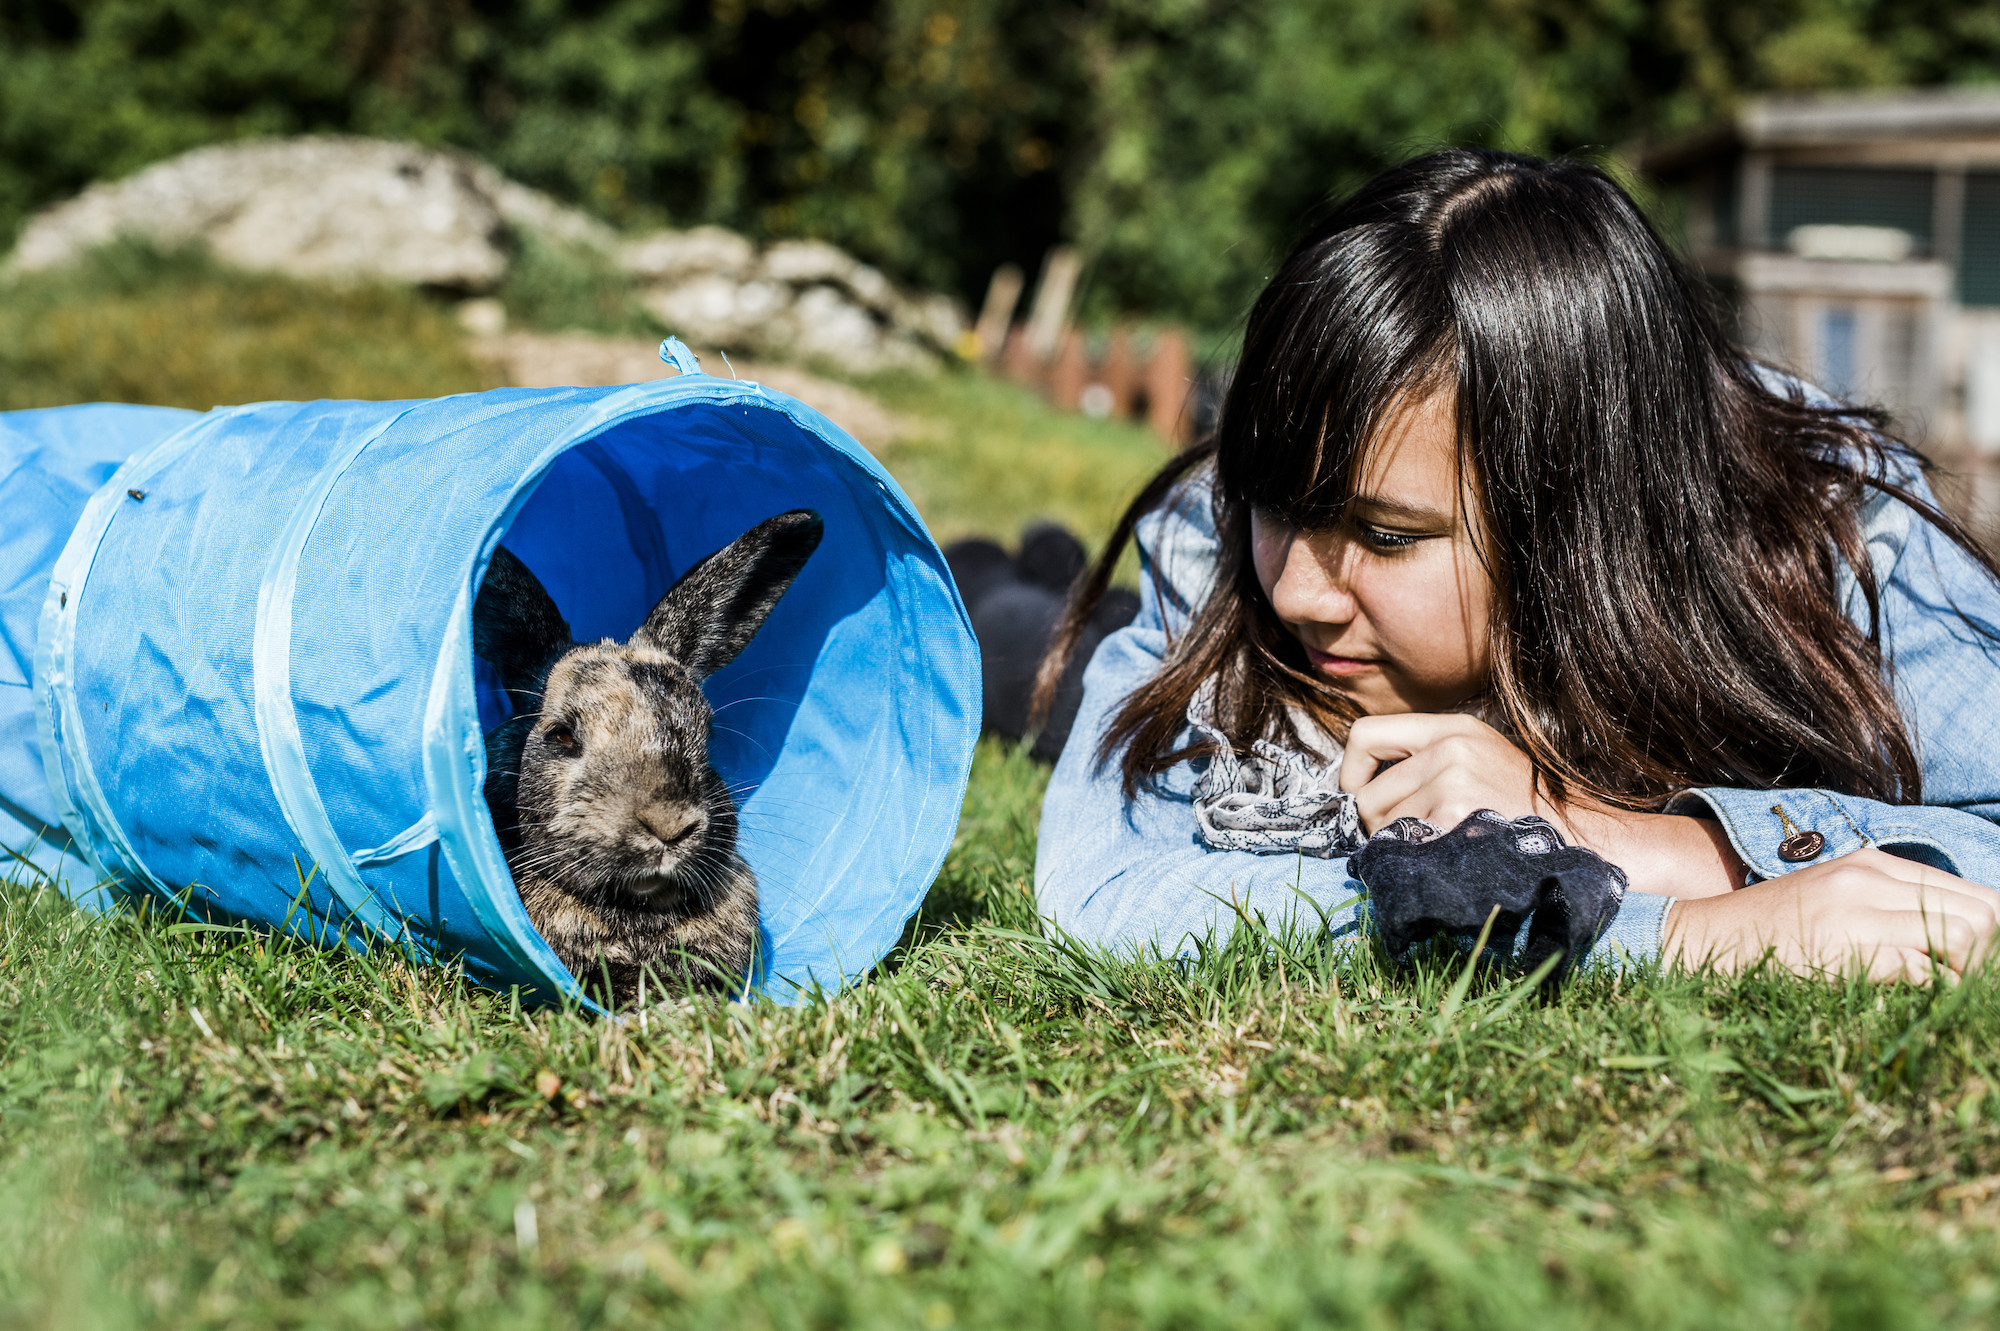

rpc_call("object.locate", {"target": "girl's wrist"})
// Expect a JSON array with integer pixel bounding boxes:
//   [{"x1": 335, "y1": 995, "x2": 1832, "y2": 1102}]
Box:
[{"x1": 1564, "y1": 804, "x2": 1744, "y2": 900}]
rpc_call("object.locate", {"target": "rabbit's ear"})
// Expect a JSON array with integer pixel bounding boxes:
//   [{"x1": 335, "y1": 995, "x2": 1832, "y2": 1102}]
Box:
[
  {"x1": 473, "y1": 546, "x2": 573, "y2": 701},
  {"x1": 637, "y1": 510, "x2": 824, "y2": 677}
]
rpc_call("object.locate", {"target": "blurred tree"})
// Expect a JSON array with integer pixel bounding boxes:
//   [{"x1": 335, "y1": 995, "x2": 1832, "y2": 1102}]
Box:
[
  {"x1": 2, "y1": 0, "x2": 1996, "y2": 324},
  {"x1": 1064, "y1": 0, "x2": 2000, "y2": 324},
  {"x1": 0, "y1": 0, "x2": 1085, "y2": 300},
  {"x1": 0, "y1": 1, "x2": 359, "y2": 249}
]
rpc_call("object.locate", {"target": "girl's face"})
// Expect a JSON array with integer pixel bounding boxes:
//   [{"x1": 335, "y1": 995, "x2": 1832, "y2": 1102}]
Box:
[{"x1": 1250, "y1": 389, "x2": 1497, "y2": 716}]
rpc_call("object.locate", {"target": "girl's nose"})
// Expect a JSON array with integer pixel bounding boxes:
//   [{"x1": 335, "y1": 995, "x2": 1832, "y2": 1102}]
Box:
[{"x1": 1268, "y1": 532, "x2": 1358, "y2": 628}]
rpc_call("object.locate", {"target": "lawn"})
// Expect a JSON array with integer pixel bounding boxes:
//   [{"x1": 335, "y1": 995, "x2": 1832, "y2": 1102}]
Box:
[{"x1": 4, "y1": 257, "x2": 1999, "y2": 1329}]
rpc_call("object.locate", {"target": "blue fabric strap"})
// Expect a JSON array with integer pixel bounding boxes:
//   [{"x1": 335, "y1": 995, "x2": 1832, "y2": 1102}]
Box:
[
  {"x1": 351, "y1": 813, "x2": 439, "y2": 868},
  {"x1": 252, "y1": 404, "x2": 434, "y2": 956},
  {"x1": 658, "y1": 338, "x2": 704, "y2": 375}
]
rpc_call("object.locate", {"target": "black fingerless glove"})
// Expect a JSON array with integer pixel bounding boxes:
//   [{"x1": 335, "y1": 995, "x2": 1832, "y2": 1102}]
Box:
[{"x1": 1348, "y1": 809, "x2": 1627, "y2": 985}]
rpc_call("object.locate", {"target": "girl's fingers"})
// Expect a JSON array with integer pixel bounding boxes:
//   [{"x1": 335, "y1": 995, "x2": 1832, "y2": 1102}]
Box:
[
  {"x1": 1844, "y1": 850, "x2": 1999, "y2": 912},
  {"x1": 1847, "y1": 857, "x2": 2000, "y2": 964},
  {"x1": 1671, "y1": 861, "x2": 2000, "y2": 984},
  {"x1": 1865, "y1": 945, "x2": 1951, "y2": 985},
  {"x1": 1349, "y1": 748, "x2": 1442, "y2": 830},
  {"x1": 1338, "y1": 713, "x2": 1474, "y2": 794},
  {"x1": 1874, "y1": 909, "x2": 1984, "y2": 973}
]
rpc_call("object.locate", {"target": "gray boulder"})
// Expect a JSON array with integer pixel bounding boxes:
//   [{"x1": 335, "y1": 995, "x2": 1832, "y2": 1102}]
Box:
[
  {"x1": 3, "y1": 137, "x2": 607, "y2": 290},
  {"x1": 630, "y1": 232, "x2": 963, "y2": 372},
  {"x1": 620, "y1": 226, "x2": 756, "y2": 281}
]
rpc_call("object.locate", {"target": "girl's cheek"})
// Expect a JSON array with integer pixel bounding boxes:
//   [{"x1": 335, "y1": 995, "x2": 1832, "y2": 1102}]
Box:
[
  {"x1": 1376, "y1": 554, "x2": 1484, "y2": 681},
  {"x1": 1249, "y1": 519, "x2": 1290, "y2": 602}
]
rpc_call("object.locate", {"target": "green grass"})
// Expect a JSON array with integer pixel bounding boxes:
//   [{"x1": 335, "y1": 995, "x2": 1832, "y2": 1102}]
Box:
[
  {"x1": 0, "y1": 245, "x2": 497, "y2": 411},
  {"x1": 5, "y1": 742, "x2": 2000, "y2": 1329},
  {"x1": 863, "y1": 369, "x2": 1172, "y2": 550},
  {"x1": 495, "y1": 234, "x2": 663, "y2": 341},
  {"x1": 6, "y1": 252, "x2": 1999, "y2": 1328}
]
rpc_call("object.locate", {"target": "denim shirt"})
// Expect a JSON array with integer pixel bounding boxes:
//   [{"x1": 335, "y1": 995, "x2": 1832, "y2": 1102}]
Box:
[{"x1": 1034, "y1": 463, "x2": 2000, "y2": 968}]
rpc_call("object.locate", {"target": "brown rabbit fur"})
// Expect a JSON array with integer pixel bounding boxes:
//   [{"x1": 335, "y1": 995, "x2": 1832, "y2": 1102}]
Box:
[{"x1": 474, "y1": 510, "x2": 823, "y2": 1006}]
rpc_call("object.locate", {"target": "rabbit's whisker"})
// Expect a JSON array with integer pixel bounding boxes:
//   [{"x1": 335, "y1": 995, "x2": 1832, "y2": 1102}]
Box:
[{"x1": 709, "y1": 695, "x2": 791, "y2": 715}]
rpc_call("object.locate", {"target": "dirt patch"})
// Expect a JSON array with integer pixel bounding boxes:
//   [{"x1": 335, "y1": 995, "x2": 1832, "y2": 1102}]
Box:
[{"x1": 468, "y1": 330, "x2": 915, "y2": 452}]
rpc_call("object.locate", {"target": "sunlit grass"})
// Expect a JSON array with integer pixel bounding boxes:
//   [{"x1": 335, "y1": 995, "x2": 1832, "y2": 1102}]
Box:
[
  {"x1": 864, "y1": 368, "x2": 1172, "y2": 551},
  {"x1": 4, "y1": 741, "x2": 2000, "y2": 1328},
  {"x1": 0, "y1": 244, "x2": 496, "y2": 411}
]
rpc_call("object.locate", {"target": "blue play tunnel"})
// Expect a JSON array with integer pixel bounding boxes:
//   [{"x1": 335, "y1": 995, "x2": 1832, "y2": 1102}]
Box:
[{"x1": 0, "y1": 345, "x2": 980, "y2": 1009}]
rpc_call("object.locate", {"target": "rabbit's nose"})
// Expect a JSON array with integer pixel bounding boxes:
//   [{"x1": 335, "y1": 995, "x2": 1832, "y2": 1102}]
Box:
[{"x1": 640, "y1": 809, "x2": 705, "y2": 851}]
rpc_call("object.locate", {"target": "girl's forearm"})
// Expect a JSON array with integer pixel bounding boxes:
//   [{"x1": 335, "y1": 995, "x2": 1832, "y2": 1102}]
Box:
[{"x1": 1566, "y1": 805, "x2": 1744, "y2": 900}]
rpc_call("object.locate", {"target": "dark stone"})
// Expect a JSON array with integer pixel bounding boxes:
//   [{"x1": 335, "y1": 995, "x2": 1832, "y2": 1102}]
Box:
[
  {"x1": 973, "y1": 583, "x2": 1069, "y2": 761},
  {"x1": 952, "y1": 523, "x2": 1142, "y2": 764},
  {"x1": 943, "y1": 537, "x2": 1015, "y2": 615},
  {"x1": 1015, "y1": 521, "x2": 1088, "y2": 592}
]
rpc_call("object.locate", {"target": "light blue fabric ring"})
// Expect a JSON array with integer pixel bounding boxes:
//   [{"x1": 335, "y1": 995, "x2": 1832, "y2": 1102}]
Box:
[
  {"x1": 252, "y1": 403, "x2": 432, "y2": 955},
  {"x1": 422, "y1": 376, "x2": 843, "y2": 1013},
  {"x1": 351, "y1": 813, "x2": 439, "y2": 868},
  {"x1": 424, "y1": 578, "x2": 592, "y2": 1005}
]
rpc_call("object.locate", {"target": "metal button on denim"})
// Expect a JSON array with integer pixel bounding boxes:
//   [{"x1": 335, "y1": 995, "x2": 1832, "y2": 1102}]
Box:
[{"x1": 1778, "y1": 831, "x2": 1827, "y2": 862}]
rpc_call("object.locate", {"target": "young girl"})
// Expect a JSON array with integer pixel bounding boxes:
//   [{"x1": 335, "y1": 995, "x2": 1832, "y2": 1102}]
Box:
[{"x1": 1035, "y1": 149, "x2": 2000, "y2": 982}]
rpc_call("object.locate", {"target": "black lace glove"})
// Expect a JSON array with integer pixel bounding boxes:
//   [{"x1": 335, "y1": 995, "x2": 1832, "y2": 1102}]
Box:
[{"x1": 1347, "y1": 809, "x2": 1627, "y2": 983}]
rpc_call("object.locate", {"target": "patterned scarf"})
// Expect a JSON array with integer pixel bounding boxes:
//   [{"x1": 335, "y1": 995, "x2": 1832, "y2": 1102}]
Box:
[{"x1": 1186, "y1": 678, "x2": 1366, "y2": 858}]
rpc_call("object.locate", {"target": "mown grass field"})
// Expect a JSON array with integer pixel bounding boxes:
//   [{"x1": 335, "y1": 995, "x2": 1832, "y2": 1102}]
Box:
[{"x1": 4, "y1": 255, "x2": 2000, "y2": 1329}]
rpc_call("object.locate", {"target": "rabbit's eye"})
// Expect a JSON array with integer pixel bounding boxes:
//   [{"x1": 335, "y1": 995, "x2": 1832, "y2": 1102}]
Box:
[{"x1": 545, "y1": 723, "x2": 580, "y2": 753}]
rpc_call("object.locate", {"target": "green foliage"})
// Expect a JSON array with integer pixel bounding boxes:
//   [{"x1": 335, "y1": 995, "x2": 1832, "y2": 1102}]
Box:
[
  {"x1": 1069, "y1": 0, "x2": 1544, "y2": 327},
  {"x1": 0, "y1": 0, "x2": 1081, "y2": 306},
  {"x1": 1063, "y1": 0, "x2": 2000, "y2": 324},
  {"x1": 6, "y1": 0, "x2": 1999, "y2": 329},
  {"x1": 6, "y1": 741, "x2": 2000, "y2": 1327},
  {"x1": 496, "y1": 233, "x2": 661, "y2": 338},
  {"x1": 0, "y1": 0, "x2": 359, "y2": 251},
  {"x1": 0, "y1": 243, "x2": 495, "y2": 411}
]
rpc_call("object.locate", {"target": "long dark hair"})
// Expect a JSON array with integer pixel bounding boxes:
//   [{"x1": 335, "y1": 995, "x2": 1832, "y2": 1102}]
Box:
[{"x1": 1036, "y1": 148, "x2": 1998, "y2": 808}]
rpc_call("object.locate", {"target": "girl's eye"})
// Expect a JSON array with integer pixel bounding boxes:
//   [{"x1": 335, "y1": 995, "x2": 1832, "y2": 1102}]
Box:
[{"x1": 1356, "y1": 522, "x2": 1420, "y2": 551}]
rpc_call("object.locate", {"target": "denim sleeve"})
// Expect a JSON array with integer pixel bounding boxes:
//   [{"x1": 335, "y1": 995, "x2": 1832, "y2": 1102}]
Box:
[
  {"x1": 1033, "y1": 613, "x2": 1373, "y2": 956},
  {"x1": 1034, "y1": 492, "x2": 1678, "y2": 970},
  {"x1": 1669, "y1": 786, "x2": 2000, "y2": 887},
  {"x1": 1672, "y1": 488, "x2": 2000, "y2": 892}
]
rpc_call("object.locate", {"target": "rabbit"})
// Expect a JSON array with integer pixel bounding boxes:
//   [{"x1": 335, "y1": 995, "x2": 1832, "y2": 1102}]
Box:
[{"x1": 472, "y1": 508, "x2": 824, "y2": 1006}]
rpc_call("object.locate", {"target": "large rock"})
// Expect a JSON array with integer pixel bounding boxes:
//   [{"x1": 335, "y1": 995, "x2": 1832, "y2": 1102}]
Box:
[
  {"x1": 468, "y1": 163, "x2": 619, "y2": 257},
  {"x1": 3, "y1": 138, "x2": 606, "y2": 290},
  {"x1": 6, "y1": 135, "x2": 967, "y2": 373},
  {"x1": 630, "y1": 232, "x2": 964, "y2": 373},
  {"x1": 621, "y1": 226, "x2": 756, "y2": 281}
]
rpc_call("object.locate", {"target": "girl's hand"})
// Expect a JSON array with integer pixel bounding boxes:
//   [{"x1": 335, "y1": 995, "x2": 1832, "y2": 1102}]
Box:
[
  {"x1": 1341, "y1": 717, "x2": 2000, "y2": 979},
  {"x1": 1339, "y1": 712, "x2": 1744, "y2": 899},
  {"x1": 1665, "y1": 849, "x2": 2000, "y2": 981},
  {"x1": 1339, "y1": 713, "x2": 1556, "y2": 833}
]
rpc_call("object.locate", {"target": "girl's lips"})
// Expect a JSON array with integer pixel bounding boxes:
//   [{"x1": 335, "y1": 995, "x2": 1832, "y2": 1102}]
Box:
[{"x1": 1305, "y1": 646, "x2": 1379, "y2": 676}]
